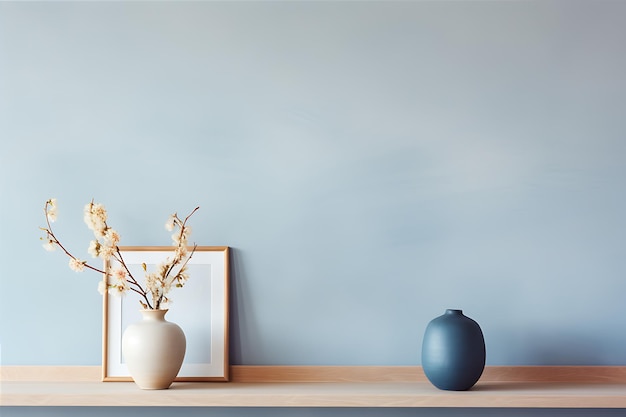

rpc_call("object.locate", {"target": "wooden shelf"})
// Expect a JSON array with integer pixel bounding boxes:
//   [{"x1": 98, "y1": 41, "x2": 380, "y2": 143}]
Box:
[{"x1": 2, "y1": 366, "x2": 626, "y2": 408}]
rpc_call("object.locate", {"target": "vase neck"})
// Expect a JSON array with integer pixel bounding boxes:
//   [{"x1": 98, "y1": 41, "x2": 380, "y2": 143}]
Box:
[
  {"x1": 445, "y1": 309, "x2": 463, "y2": 315},
  {"x1": 140, "y1": 309, "x2": 169, "y2": 321}
]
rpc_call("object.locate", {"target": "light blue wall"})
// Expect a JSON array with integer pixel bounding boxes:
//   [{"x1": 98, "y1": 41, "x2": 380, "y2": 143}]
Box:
[
  {"x1": 2, "y1": 2, "x2": 626, "y2": 416},
  {"x1": 1, "y1": 0, "x2": 625, "y2": 378}
]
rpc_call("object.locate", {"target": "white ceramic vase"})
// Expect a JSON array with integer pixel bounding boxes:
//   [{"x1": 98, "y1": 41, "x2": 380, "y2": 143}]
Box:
[{"x1": 122, "y1": 309, "x2": 186, "y2": 389}]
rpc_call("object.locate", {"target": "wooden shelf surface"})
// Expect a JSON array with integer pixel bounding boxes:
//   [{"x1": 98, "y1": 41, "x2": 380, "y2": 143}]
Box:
[{"x1": 2, "y1": 366, "x2": 626, "y2": 408}]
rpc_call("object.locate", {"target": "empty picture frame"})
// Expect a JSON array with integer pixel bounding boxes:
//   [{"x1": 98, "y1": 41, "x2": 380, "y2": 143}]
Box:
[{"x1": 102, "y1": 246, "x2": 229, "y2": 382}]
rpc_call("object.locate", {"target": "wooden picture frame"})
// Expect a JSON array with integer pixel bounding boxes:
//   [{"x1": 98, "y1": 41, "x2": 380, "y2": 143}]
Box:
[{"x1": 102, "y1": 246, "x2": 229, "y2": 382}]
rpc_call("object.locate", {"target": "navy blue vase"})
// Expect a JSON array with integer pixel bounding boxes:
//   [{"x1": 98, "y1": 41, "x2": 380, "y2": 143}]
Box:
[{"x1": 421, "y1": 309, "x2": 485, "y2": 391}]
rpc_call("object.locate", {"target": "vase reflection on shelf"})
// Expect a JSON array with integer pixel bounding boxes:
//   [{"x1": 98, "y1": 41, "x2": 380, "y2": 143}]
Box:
[
  {"x1": 122, "y1": 309, "x2": 186, "y2": 389},
  {"x1": 421, "y1": 309, "x2": 485, "y2": 391}
]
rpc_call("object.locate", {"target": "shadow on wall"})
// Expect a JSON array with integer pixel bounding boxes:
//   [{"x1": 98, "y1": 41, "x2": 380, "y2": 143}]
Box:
[
  {"x1": 228, "y1": 247, "x2": 244, "y2": 365},
  {"x1": 228, "y1": 247, "x2": 265, "y2": 366}
]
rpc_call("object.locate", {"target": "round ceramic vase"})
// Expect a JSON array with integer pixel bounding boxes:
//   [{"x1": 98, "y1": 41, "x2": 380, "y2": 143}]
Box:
[
  {"x1": 122, "y1": 309, "x2": 186, "y2": 389},
  {"x1": 421, "y1": 309, "x2": 485, "y2": 391}
]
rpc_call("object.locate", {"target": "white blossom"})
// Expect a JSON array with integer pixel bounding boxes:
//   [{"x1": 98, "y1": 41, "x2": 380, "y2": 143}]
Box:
[
  {"x1": 175, "y1": 269, "x2": 189, "y2": 288},
  {"x1": 112, "y1": 268, "x2": 126, "y2": 281},
  {"x1": 98, "y1": 244, "x2": 115, "y2": 261},
  {"x1": 111, "y1": 279, "x2": 129, "y2": 296},
  {"x1": 145, "y1": 272, "x2": 158, "y2": 292},
  {"x1": 172, "y1": 226, "x2": 191, "y2": 246},
  {"x1": 97, "y1": 280, "x2": 108, "y2": 295},
  {"x1": 165, "y1": 215, "x2": 176, "y2": 232},
  {"x1": 84, "y1": 202, "x2": 107, "y2": 235},
  {"x1": 69, "y1": 258, "x2": 86, "y2": 272},
  {"x1": 43, "y1": 240, "x2": 56, "y2": 251},
  {"x1": 174, "y1": 246, "x2": 188, "y2": 262},
  {"x1": 104, "y1": 229, "x2": 120, "y2": 246},
  {"x1": 87, "y1": 240, "x2": 100, "y2": 258},
  {"x1": 46, "y1": 199, "x2": 58, "y2": 223}
]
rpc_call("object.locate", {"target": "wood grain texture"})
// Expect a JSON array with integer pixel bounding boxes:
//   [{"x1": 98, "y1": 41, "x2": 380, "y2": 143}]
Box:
[
  {"x1": 2, "y1": 380, "x2": 626, "y2": 408},
  {"x1": 3, "y1": 365, "x2": 626, "y2": 382},
  {"x1": 2, "y1": 366, "x2": 626, "y2": 408},
  {"x1": 230, "y1": 365, "x2": 426, "y2": 382},
  {"x1": 0, "y1": 366, "x2": 101, "y2": 382},
  {"x1": 230, "y1": 365, "x2": 626, "y2": 383}
]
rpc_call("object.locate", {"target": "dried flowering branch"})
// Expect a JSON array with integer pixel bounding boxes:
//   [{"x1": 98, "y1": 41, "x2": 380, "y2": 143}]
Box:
[
  {"x1": 146, "y1": 206, "x2": 200, "y2": 310},
  {"x1": 40, "y1": 198, "x2": 199, "y2": 310}
]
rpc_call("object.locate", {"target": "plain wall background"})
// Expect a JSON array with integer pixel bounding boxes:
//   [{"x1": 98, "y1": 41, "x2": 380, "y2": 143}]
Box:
[{"x1": 1, "y1": 1, "x2": 625, "y2": 415}]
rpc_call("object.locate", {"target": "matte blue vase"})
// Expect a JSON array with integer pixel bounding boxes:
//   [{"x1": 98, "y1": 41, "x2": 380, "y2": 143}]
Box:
[{"x1": 421, "y1": 309, "x2": 485, "y2": 391}]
